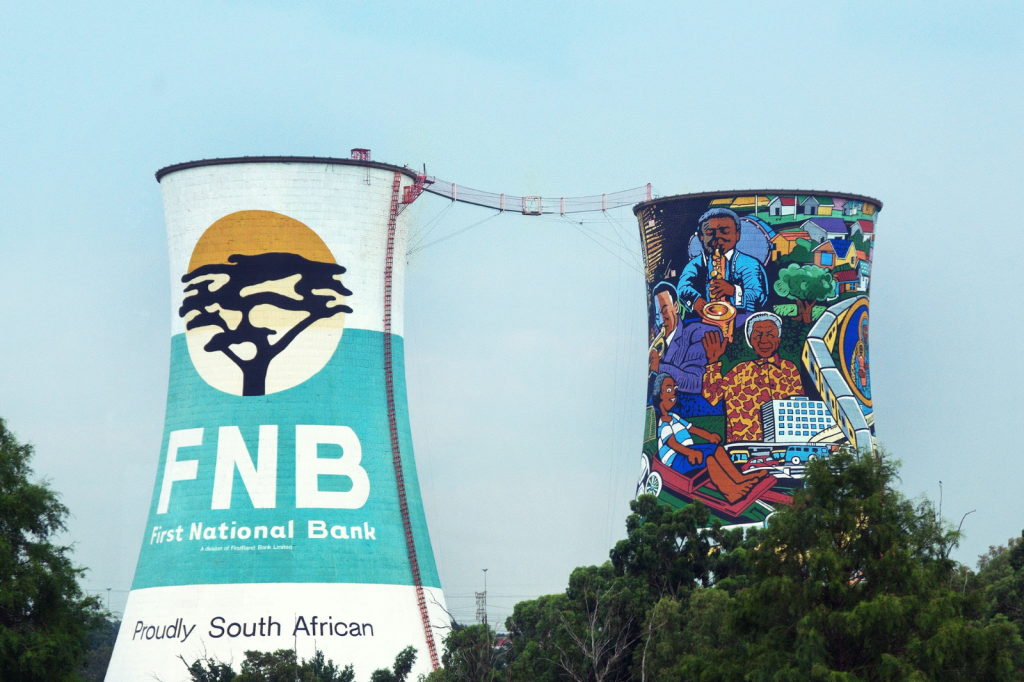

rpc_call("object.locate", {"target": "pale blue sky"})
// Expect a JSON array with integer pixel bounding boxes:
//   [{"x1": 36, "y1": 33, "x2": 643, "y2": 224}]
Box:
[{"x1": 1, "y1": 1, "x2": 1022, "y2": 622}]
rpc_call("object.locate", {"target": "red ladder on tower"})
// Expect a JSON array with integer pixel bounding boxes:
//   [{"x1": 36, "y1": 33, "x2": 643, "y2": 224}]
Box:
[{"x1": 383, "y1": 170, "x2": 440, "y2": 670}]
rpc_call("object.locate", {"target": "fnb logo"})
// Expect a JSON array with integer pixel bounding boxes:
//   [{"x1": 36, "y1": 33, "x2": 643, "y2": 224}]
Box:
[{"x1": 158, "y1": 425, "x2": 368, "y2": 512}]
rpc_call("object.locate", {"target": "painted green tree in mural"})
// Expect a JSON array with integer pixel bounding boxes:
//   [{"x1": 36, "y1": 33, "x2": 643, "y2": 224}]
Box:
[{"x1": 774, "y1": 263, "x2": 834, "y2": 323}]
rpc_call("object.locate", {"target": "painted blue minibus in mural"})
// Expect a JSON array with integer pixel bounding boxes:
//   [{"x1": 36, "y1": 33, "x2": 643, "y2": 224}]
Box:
[{"x1": 782, "y1": 444, "x2": 834, "y2": 465}]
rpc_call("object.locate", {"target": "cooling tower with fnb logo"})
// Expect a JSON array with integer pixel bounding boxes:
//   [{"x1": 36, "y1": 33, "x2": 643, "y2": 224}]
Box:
[{"x1": 105, "y1": 157, "x2": 445, "y2": 680}]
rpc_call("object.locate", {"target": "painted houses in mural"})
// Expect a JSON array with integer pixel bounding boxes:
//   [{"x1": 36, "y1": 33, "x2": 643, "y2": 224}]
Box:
[
  {"x1": 770, "y1": 231, "x2": 810, "y2": 261},
  {"x1": 635, "y1": 191, "x2": 879, "y2": 530},
  {"x1": 812, "y1": 239, "x2": 857, "y2": 270}
]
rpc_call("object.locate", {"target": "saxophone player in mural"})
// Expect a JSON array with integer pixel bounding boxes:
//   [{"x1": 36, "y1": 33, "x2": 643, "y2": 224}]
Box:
[{"x1": 678, "y1": 208, "x2": 768, "y2": 317}]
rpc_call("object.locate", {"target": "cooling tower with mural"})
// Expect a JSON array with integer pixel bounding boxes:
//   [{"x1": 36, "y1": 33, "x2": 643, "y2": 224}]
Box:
[
  {"x1": 105, "y1": 157, "x2": 445, "y2": 679},
  {"x1": 634, "y1": 191, "x2": 880, "y2": 529}
]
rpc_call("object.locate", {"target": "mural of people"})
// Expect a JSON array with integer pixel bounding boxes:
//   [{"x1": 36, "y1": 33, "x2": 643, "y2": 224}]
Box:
[
  {"x1": 635, "y1": 191, "x2": 881, "y2": 527},
  {"x1": 649, "y1": 208, "x2": 772, "y2": 397},
  {"x1": 653, "y1": 372, "x2": 766, "y2": 503},
  {"x1": 677, "y1": 208, "x2": 769, "y2": 315},
  {"x1": 701, "y1": 312, "x2": 804, "y2": 442}
]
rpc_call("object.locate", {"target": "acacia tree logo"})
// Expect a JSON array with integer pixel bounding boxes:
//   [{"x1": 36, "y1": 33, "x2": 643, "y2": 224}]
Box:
[
  {"x1": 180, "y1": 210, "x2": 352, "y2": 397},
  {"x1": 181, "y1": 253, "x2": 352, "y2": 396}
]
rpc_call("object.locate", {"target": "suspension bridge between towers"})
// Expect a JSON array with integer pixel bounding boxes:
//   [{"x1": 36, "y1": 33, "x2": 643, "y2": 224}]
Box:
[
  {"x1": 347, "y1": 148, "x2": 652, "y2": 217},
  {"x1": 420, "y1": 176, "x2": 651, "y2": 215}
]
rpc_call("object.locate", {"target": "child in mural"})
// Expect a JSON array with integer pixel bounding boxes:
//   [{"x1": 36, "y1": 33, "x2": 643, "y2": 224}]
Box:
[
  {"x1": 702, "y1": 312, "x2": 804, "y2": 442},
  {"x1": 650, "y1": 208, "x2": 771, "y2": 396},
  {"x1": 653, "y1": 372, "x2": 767, "y2": 503}
]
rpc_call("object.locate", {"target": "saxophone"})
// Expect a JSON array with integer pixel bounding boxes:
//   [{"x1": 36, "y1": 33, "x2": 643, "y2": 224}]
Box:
[
  {"x1": 700, "y1": 248, "x2": 737, "y2": 342},
  {"x1": 649, "y1": 326, "x2": 668, "y2": 358}
]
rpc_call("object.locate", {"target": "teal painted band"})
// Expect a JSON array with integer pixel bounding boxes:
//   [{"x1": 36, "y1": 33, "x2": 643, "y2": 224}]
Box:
[{"x1": 131, "y1": 331, "x2": 440, "y2": 589}]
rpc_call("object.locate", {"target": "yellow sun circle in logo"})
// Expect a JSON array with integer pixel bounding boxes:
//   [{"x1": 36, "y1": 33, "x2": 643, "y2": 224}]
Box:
[
  {"x1": 182, "y1": 210, "x2": 350, "y2": 397},
  {"x1": 188, "y1": 210, "x2": 337, "y2": 271}
]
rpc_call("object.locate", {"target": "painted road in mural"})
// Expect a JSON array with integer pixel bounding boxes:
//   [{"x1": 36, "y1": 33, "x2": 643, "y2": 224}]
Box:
[{"x1": 634, "y1": 191, "x2": 881, "y2": 528}]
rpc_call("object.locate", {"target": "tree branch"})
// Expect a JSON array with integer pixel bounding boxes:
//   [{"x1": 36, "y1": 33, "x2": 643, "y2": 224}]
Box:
[
  {"x1": 266, "y1": 307, "x2": 339, "y2": 359},
  {"x1": 183, "y1": 310, "x2": 229, "y2": 334}
]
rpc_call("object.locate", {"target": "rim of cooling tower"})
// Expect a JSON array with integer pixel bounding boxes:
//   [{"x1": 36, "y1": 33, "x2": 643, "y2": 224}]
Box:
[
  {"x1": 155, "y1": 156, "x2": 421, "y2": 182},
  {"x1": 633, "y1": 189, "x2": 883, "y2": 214}
]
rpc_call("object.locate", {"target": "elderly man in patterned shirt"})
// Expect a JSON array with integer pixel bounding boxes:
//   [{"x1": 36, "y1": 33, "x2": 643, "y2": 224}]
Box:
[{"x1": 701, "y1": 312, "x2": 804, "y2": 442}]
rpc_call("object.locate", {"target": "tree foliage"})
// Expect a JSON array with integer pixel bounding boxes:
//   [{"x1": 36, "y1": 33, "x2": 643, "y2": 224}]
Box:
[
  {"x1": 0, "y1": 417, "x2": 104, "y2": 682},
  {"x1": 182, "y1": 647, "x2": 389, "y2": 682},
  {"x1": 426, "y1": 623, "x2": 508, "y2": 682},
  {"x1": 774, "y1": 263, "x2": 835, "y2": 323},
  {"x1": 369, "y1": 645, "x2": 417, "y2": 682},
  {"x1": 302, "y1": 649, "x2": 357, "y2": 682},
  {"x1": 435, "y1": 449, "x2": 1024, "y2": 681},
  {"x1": 676, "y1": 450, "x2": 1024, "y2": 680},
  {"x1": 506, "y1": 564, "x2": 650, "y2": 682},
  {"x1": 235, "y1": 648, "x2": 303, "y2": 682},
  {"x1": 79, "y1": 615, "x2": 120, "y2": 681},
  {"x1": 609, "y1": 495, "x2": 719, "y2": 599},
  {"x1": 183, "y1": 653, "x2": 239, "y2": 682},
  {"x1": 977, "y1": 534, "x2": 1024, "y2": 635}
]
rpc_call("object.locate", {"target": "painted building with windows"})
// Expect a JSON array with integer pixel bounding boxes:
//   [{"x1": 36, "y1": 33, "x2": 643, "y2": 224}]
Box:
[
  {"x1": 813, "y1": 238, "x2": 858, "y2": 270},
  {"x1": 799, "y1": 195, "x2": 820, "y2": 215},
  {"x1": 813, "y1": 196, "x2": 834, "y2": 215},
  {"x1": 760, "y1": 397, "x2": 836, "y2": 443},
  {"x1": 858, "y1": 260, "x2": 871, "y2": 291},
  {"x1": 802, "y1": 217, "x2": 849, "y2": 241},
  {"x1": 849, "y1": 218, "x2": 875, "y2": 241},
  {"x1": 834, "y1": 268, "x2": 860, "y2": 293},
  {"x1": 768, "y1": 195, "x2": 797, "y2": 216},
  {"x1": 770, "y1": 230, "x2": 811, "y2": 260}
]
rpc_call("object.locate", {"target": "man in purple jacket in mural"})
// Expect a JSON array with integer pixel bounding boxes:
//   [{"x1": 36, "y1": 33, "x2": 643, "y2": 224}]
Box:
[{"x1": 649, "y1": 282, "x2": 708, "y2": 394}]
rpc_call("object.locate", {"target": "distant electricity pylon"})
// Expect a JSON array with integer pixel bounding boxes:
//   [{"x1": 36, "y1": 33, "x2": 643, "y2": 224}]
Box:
[{"x1": 476, "y1": 569, "x2": 488, "y2": 625}]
